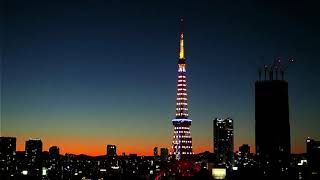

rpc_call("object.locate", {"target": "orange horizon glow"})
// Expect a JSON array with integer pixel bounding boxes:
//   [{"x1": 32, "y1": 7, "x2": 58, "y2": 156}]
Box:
[{"x1": 13, "y1": 136, "x2": 305, "y2": 156}]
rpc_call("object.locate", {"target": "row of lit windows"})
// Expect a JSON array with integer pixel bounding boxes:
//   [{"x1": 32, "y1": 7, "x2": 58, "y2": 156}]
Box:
[
  {"x1": 176, "y1": 97, "x2": 187, "y2": 101},
  {"x1": 176, "y1": 112, "x2": 188, "y2": 115},
  {"x1": 173, "y1": 135, "x2": 191, "y2": 138},
  {"x1": 177, "y1": 84, "x2": 186, "y2": 87},
  {"x1": 182, "y1": 152, "x2": 193, "y2": 154},
  {"x1": 173, "y1": 152, "x2": 193, "y2": 155},
  {"x1": 182, "y1": 140, "x2": 192, "y2": 143},
  {"x1": 176, "y1": 102, "x2": 187, "y2": 105},
  {"x1": 172, "y1": 140, "x2": 192, "y2": 144},
  {"x1": 176, "y1": 98, "x2": 187, "y2": 101},
  {"x1": 175, "y1": 127, "x2": 190, "y2": 130},
  {"x1": 178, "y1": 80, "x2": 186, "y2": 83},
  {"x1": 174, "y1": 131, "x2": 190, "y2": 134},
  {"x1": 176, "y1": 107, "x2": 188, "y2": 111},
  {"x1": 177, "y1": 93, "x2": 187, "y2": 96},
  {"x1": 176, "y1": 113, "x2": 189, "y2": 116},
  {"x1": 178, "y1": 75, "x2": 186, "y2": 78},
  {"x1": 177, "y1": 88, "x2": 186, "y2": 91},
  {"x1": 173, "y1": 145, "x2": 192, "y2": 149}
]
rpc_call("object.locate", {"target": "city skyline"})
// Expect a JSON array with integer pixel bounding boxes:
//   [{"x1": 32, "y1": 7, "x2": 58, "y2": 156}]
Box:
[{"x1": 1, "y1": 0, "x2": 320, "y2": 156}]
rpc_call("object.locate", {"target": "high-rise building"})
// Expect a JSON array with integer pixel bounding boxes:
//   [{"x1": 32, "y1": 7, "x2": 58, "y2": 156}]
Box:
[
  {"x1": 213, "y1": 118, "x2": 234, "y2": 167},
  {"x1": 255, "y1": 73, "x2": 291, "y2": 170},
  {"x1": 48, "y1": 146, "x2": 61, "y2": 178},
  {"x1": 25, "y1": 138, "x2": 43, "y2": 176},
  {"x1": 171, "y1": 19, "x2": 193, "y2": 160},
  {"x1": 153, "y1": 147, "x2": 158, "y2": 157},
  {"x1": 0, "y1": 137, "x2": 16, "y2": 175},
  {"x1": 25, "y1": 138, "x2": 42, "y2": 154},
  {"x1": 107, "y1": 145, "x2": 117, "y2": 157},
  {"x1": 306, "y1": 137, "x2": 320, "y2": 177},
  {"x1": 25, "y1": 138, "x2": 43, "y2": 162}
]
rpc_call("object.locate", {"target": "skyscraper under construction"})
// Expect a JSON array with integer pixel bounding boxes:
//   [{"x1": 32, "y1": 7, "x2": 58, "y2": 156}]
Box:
[{"x1": 255, "y1": 60, "x2": 292, "y2": 175}]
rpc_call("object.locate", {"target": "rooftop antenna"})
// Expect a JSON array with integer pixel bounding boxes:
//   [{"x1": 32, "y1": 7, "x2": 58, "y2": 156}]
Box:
[
  {"x1": 268, "y1": 57, "x2": 280, "y2": 80},
  {"x1": 274, "y1": 58, "x2": 281, "y2": 80},
  {"x1": 258, "y1": 68, "x2": 262, "y2": 81},
  {"x1": 280, "y1": 58, "x2": 295, "y2": 80},
  {"x1": 264, "y1": 65, "x2": 268, "y2": 80},
  {"x1": 258, "y1": 57, "x2": 294, "y2": 81}
]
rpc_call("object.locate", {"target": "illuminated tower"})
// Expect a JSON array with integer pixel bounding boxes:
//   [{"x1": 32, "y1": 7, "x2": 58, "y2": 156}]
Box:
[{"x1": 172, "y1": 19, "x2": 193, "y2": 160}]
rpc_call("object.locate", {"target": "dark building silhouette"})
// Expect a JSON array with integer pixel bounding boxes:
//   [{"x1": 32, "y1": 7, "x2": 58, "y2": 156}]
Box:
[
  {"x1": 49, "y1": 146, "x2": 60, "y2": 159},
  {"x1": 25, "y1": 138, "x2": 43, "y2": 161},
  {"x1": 107, "y1": 145, "x2": 117, "y2": 157},
  {"x1": 25, "y1": 138, "x2": 43, "y2": 176},
  {"x1": 0, "y1": 137, "x2": 16, "y2": 176},
  {"x1": 171, "y1": 19, "x2": 193, "y2": 160},
  {"x1": 255, "y1": 76, "x2": 291, "y2": 174},
  {"x1": 153, "y1": 147, "x2": 158, "y2": 157},
  {"x1": 306, "y1": 137, "x2": 320, "y2": 179},
  {"x1": 48, "y1": 146, "x2": 61, "y2": 179},
  {"x1": 239, "y1": 144, "x2": 250, "y2": 158},
  {"x1": 160, "y1": 148, "x2": 169, "y2": 161},
  {"x1": 213, "y1": 118, "x2": 234, "y2": 167}
]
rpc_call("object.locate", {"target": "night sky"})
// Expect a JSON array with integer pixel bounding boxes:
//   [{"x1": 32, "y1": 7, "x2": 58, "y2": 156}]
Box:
[{"x1": 1, "y1": 0, "x2": 320, "y2": 156}]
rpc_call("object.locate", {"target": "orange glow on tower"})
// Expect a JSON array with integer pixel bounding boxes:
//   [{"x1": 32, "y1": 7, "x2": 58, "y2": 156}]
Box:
[{"x1": 179, "y1": 32, "x2": 184, "y2": 59}]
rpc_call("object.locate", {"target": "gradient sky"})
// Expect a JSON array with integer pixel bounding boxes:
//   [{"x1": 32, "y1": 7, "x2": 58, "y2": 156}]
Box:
[{"x1": 1, "y1": 0, "x2": 320, "y2": 156}]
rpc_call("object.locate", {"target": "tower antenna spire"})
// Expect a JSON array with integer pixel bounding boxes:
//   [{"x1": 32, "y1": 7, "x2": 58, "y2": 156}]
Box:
[{"x1": 179, "y1": 18, "x2": 185, "y2": 59}]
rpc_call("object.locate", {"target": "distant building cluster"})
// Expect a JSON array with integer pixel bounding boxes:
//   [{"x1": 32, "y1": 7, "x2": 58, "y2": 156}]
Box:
[
  {"x1": 1, "y1": 135, "x2": 319, "y2": 179},
  {"x1": 0, "y1": 138, "x2": 173, "y2": 179}
]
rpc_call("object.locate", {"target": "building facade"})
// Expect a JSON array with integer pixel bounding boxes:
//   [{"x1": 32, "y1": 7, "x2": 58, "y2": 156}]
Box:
[
  {"x1": 25, "y1": 138, "x2": 43, "y2": 176},
  {"x1": 0, "y1": 137, "x2": 16, "y2": 175},
  {"x1": 306, "y1": 137, "x2": 320, "y2": 178},
  {"x1": 255, "y1": 75, "x2": 291, "y2": 174},
  {"x1": 153, "y1": 147, "x2": 158, "y2": 157},
  {"x1": 213, "y1": 118, "x2": 234, "y2": 167},
  {"x1": 171, "y1": 19, "x2": 193, "y2": 160},
  {"x1": 107, "y1": 145, "x2": 117, "y2": 157}
]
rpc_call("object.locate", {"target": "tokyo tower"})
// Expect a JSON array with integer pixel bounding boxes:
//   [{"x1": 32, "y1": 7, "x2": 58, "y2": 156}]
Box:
[{"x1": 171, "y1": 19, "x2": 193, "y2": 160}]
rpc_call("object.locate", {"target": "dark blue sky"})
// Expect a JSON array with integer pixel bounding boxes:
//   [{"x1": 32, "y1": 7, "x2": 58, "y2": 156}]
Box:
[{"x1": 1, "y1": 0, "x2": 320, "y2": 155}]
